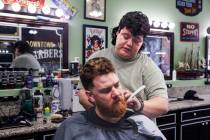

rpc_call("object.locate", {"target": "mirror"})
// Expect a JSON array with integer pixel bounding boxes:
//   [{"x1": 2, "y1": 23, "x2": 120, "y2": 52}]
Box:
[
  {"x1": 142, "y1": 31, "x2": 174, "y2": 80},
  {"x1": 205, "y1": 36, "x2": 210, "y2": 75},
  {"x1": 0, "y1": 16, "x2": 68, "y2": 72},
  {"x1": 22, "y1": 26, "x2": 64, "y2": 72},
  {"x1": 205, "y1": 36, "x2": 210, "y2": 70}
]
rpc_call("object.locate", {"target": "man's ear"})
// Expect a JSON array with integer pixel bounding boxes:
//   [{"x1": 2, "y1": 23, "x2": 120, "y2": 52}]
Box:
[
  {"x1": 116, "y1": 30, "x2": 119, "y2": 36},
  {"x1": 85, "y1": 90, "x2": 95, "y2": 104}
]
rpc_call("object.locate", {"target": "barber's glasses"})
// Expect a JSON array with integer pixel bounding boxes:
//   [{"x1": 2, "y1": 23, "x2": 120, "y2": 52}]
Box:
[{"x1": 93, "y1": 82, "x2": 120, "y2": 94}]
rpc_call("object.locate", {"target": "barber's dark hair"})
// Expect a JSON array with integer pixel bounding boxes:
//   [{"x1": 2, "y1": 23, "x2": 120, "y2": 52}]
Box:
[
  {"x1": 80, "y1": 57, "x2": 115, "y2": 90},
  {"x1": 14, "y1": 41, "x2": 34, "y2": 55},
  {"x1": 111, "y1": 11, "x2": 150, "y2": 50}
]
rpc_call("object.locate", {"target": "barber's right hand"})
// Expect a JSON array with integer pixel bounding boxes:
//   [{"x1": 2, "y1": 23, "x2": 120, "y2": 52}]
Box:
[
  {"x1": 123, "y1": 90, "x2": 142, "y2": 112},
  {"x1": 78, "y1": 89, "x2": 94, "y2": 110}
]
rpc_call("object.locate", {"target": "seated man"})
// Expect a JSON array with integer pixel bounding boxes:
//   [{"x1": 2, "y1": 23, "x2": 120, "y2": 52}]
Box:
[{"x1": 54, "y1": 57, "x2": 166, "y2": 140}]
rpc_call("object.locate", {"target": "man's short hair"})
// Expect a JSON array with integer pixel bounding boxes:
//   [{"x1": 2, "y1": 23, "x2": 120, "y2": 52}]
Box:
[
  {"x1": 14, "y1": 41, "x2": 34, "y2": 55},
  {"x1": 111, "y1": 11, "x2": 150, "y2": 46},
  {"x1": 80, "y1": 57, "x2": 115, "y2": 90}
]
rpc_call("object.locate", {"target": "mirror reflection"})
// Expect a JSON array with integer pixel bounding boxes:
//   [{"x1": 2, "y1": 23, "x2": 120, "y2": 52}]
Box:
[
  {"x1": 0, "y1": 21, "x2": 67, "y2": 73},
  {"x1": 142, "y1": 31, "x2": 174, "y2": 80}
]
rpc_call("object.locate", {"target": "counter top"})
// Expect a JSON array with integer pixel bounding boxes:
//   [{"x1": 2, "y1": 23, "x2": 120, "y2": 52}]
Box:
[
  {"x1": 169, "y1": 94, "x2": 210, "y2": 111},
  {"x1": 0, "y1": 119, "x2": 60, "y2": 138},
  {"x1": 1, "y1": 93, "x2": 210, "y2": 138}
]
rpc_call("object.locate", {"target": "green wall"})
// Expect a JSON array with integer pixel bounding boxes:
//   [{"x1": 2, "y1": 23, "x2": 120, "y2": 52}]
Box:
[{"x1": 69, "y1": 0, "x2": 210, "y2": 86}]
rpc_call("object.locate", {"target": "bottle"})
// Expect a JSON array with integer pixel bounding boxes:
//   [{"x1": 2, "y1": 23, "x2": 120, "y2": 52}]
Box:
[
  {"x1": 172, "y1": 69, "x2": 177, "y2": 81},
  {"x1": 46, "y1": 71, "x2": 54, "y2": 88},
  {"x1": 37, "y1": 77, "x2": 44, "y2": 92},
  {"x1": 33, "y1": 89, "x2": 43, "y2": 122},
  {"x1": 43, "y1": 89, "x2": 52, "y2": 118},
  {"x1": 25, "y1": 69, "x2": 33, "y2": 89}
]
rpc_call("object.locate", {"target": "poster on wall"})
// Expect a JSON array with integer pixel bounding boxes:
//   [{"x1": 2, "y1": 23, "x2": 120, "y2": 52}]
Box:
[
  {"x1": 83, "y1": 24, "x2": 108, "y2": 64},
  {"x1": 176, "y1": 0, "x2": 202, "y2": 16},
  {"x1": 180, "y1": 22, "x2": 199, "y2": 42},
  {"x1": 21, "y1": 27, "x2": 63, "y2": 72}
]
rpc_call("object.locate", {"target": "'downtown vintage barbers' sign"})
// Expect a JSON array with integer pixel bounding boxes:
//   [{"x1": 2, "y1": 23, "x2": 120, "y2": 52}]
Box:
[
  {"x1": 180, "y1": 22, "x2": 199, "y2": 42},
  {"x1": 22, "y1": 28, "x2": 63, "y2": 72},
  {"x1": 176, "y1": 0, "x2": 202, "y2": 16}
]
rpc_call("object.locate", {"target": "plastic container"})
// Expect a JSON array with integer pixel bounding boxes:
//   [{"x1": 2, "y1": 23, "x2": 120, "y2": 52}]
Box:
[{"x1": 172, "y1": 69, "x2": 177, "y2": 81}]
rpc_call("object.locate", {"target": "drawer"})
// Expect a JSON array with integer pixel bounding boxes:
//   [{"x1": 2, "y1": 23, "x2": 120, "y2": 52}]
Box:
[
  {"x1": 181, "y1": 107, "x2": 210, "y2": 122},
  {"x1": 157, "y1": 113, "x2": 176, "y2": 127}
]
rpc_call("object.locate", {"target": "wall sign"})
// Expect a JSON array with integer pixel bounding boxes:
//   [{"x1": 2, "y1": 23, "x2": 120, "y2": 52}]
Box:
[
  {"x1": 180, "y1": 22, "x2": 199, "y2": 42},
  {"x1": 22, "y1": 27, "x2": 63, "y2": 72},
  {"x1": 176, "y1": 0, "x2": 202, "y2": 16}
]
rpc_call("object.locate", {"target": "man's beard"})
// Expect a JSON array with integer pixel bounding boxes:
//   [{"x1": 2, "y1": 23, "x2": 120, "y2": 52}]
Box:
[{"x1": 95, "y1": 96, "x2": 127, "y2": 118}]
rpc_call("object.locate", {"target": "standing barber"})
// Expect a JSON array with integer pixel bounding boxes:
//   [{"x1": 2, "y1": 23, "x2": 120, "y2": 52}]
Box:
[
  {"x1": 79, "y1": 11, "x2": 168, "y2": 119},
  {"x1": 11, "y1": 40, "x2": 41, "y2": 71}
]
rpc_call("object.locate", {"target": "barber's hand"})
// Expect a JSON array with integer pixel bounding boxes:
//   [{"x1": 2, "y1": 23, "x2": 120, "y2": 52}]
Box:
[
  {"x1": 123, "y1": 90, "x2": 142, "y2": 112},
  {"x1": 78, "y1": 89, "x2": 94, "y2": 110}
]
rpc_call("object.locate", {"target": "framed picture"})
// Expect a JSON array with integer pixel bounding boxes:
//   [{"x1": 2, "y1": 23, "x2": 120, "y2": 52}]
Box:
[
  {"x1": 83, "y1": 24, "x2": 108, "y2": 64},
  {"x1": 84, "y1": 0, "x2": 106, "y2": 21},
  {"x1": 180, "y1": 22, "x2": 199, "y2": 42}
]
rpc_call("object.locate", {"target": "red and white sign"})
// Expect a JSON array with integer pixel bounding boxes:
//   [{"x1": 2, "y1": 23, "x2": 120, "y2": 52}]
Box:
[{"x1": 180, "y1": 22, "x2": 199, "y2": 42}]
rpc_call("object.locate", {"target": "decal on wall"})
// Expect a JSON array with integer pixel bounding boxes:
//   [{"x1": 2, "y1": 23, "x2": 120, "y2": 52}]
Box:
[
  {"x1": 176, "y1": 0, "x2": 202, "y2": 16},
  {"x1": 180, "y1": 22, "x2": 199, "y2": 42}
]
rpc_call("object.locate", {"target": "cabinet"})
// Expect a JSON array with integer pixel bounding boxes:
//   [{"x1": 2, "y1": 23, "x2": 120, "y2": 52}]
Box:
[
  {"x1": 181, "y1": 120, "x2": 210, "y2": 140},
  {"x1": 157, "y1": 112, "x2": 177, "y2": 140},
  {"x1": 157, "y1": 105, "x2": 210, "y2": 140},
  {"x1": 180, "y1": 107, "x2": 210, "y2": 140}
]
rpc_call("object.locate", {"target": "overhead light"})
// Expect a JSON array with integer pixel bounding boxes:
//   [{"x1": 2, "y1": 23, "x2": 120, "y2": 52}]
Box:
[
  {"x1": 149, "y1": 20, "x2": 153, "y2": 26},
  {"x1": 153, "y1": 21, "x2": 160, "y2": 28},
  {"x1": 55, "y1": 9, "x2": 64, "y2": 17},
  {"x1": 29, "y1": 29, "x2": 38, "y2": 35},
  {"x1": 150, "y1": 20, "x2": 175, "y2": 30},
  {"x1": 161, "y1": 22, "x2": 168, "y2": 29},
  {"x1": 28, "y1": 4, "x2": 37, "y2": 14},
  {"x1": 0, "y1": 1, "x2": 4, "y2": 10},
  {"x1": 42, "y1": 6, "x2": 51, "y2": 15},
  {"x1": 11, "y1": 3, "x2": 21, "y2": 12},
  {"x1": 168, "y1": 22, "x2": 175, "y2": 29}
]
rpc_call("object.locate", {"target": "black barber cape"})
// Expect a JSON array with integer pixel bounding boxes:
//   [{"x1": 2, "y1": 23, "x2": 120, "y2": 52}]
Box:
[{"x1": 54, "y1": 108, "x2": 163, "y2": 140}]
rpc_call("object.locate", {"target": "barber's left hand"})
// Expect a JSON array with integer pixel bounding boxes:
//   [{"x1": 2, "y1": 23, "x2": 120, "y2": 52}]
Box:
[{"x1": 123, "y1": 90, "x2": 142, "y2": 112}]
